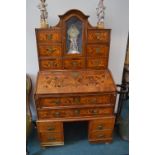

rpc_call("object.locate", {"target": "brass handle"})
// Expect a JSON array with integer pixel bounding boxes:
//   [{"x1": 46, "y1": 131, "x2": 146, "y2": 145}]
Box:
[
  {"x1": 90, "y1": 109, "x2": 98, "y2": 115},
  {"x1": 97, "y1": 134, "x2": 105, "y2": 138},
  {"x1": 97, "y1": 125, "x2": 104, "y2": 130},
  {"x1": 48, "y1": 137, "x2": 56, "y2": 141},
  {"x1": 95, "y1": 33, "x2": 101, "y2": 40},
  {"x1": 72, "y1": 61, "x2": 78, "y2": 67},
  {"x1": 96, "y1": 48, "x2": 101, "y2": 53},
  {"x1": 46, "y1": 34, "x2": 53, "y2": 40},
  {"x1": 74, "y1": 109, "x2": 80, "y2": 115},
  {"x1": 90, "y1": 98, "x2": 97, "y2": 104},
  {"x1": 55, "y1": 112, "x2": 61, "y2": 117},
  {"x1": 54, "y1": 99, "x2": 61, "y2": 105},
  {"x1": 47, "y1": 126, "x2": 55, "y2": 131},
  {"x1": 46, "y1": 47, "x2": 56, "y2": 53},
  {"x1": 47, "y1": 61, "x2": 53, "y2": 67},
  {"x1": 74, "y1": 97, "x2": 80, "y2": 104}
]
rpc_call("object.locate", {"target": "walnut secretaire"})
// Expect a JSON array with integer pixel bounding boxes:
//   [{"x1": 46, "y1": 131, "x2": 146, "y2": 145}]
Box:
[{"x1": 34, "y1": 9, "x2": 117, "y2": 147}]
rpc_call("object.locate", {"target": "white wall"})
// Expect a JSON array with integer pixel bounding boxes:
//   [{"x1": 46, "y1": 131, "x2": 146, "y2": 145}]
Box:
[{"x1": 26, "y1": 0, "x2": 129, "y2": 120}]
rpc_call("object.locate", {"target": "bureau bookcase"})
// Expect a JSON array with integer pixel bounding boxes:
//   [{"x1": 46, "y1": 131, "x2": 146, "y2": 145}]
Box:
[{"x1": 34, "y1": 9, "x2": 117, "y2": 147}]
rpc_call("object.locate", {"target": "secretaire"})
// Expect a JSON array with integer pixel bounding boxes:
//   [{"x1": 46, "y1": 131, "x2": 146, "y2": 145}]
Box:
[{"x1": 34, "y1": 9, "x2": 117, "y2": 147}]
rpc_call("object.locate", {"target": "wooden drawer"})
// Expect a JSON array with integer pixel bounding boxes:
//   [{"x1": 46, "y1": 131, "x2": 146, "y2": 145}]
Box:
[
  {"x1": 37, "y1": 121, "x2": 63, "y2": 132},
  {"x1": 36, "y1": 29, "x2": 61, "y2": 43},
  {"x1": 40, "y1": 59, "x2": 62, "y2": 70},
  {"x1": 63, "y1": 58, "x2": 85, "y2": 69},
  {"x1": 89, "y1": 130, "x2": 113, "y2": 141},
  {"x1": 86, "y1": 57, "x2": 108, "y2": 69},
  {"x1": 37, "y1": 107, "x2": 114, "y2": 119},
  {"x1": 39, "y1": 132, "x2": 64, "y2": 143},
  {"x1": 87, "y1": 44, "x2": 109, "y2": 57},
  {"x1": 87, "y1": 29, "x2": 110, "y2": 43},
  {"x1": 38, "y1": 44, "x2": 62, "y2": 57},
  {"x1": 89, "y1": 116, "x2": 115, "y2": 131},
  {"x1": 37, "y1": 94, "x2": 116, "y2": 108}
]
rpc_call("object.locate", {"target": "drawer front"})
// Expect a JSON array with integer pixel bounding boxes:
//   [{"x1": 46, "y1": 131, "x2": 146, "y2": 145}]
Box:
[
  {"x1": 40, "y1": 59, "x2": 62, "y2": 70},
  {"x1": 87, "y1": 30, "x2": 110, "y2": 43},
  {"x1": 87, "y1": 44, "x2": 109, "y2": 57},
  {"x1": 89, "y1": 117, "x2": 115, "y2": 131},
  {"x1": 63, "y1": 58, "x2": 85, "y2": 69},
  {"x1": 39, "y1": 132, "x2": 64, "y2": 143},
  {"x1": 36, "y1": 30, "x2": 61, "y2": 42},
  {"x1": 38, "y1": 94, "x2": 116, "y2": 108},
  {"x1": 87, "y1": 58, "x2": 108, "y2": 69},
  {"x1": 89, "y1": 130, "x2": 113, "y2": 140},
  {"x1": 37, "y1": 121, "x2": 63, "y2": 132},
  {"x1": 37, "y1": 107, "x2": 114, "y2": 119},
  {"x1": 38, "y1": 44, "x2": 62, "y2": 57}
]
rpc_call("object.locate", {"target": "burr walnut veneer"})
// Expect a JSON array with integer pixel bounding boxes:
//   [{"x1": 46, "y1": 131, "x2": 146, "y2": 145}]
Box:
[{"x1": 34, "y1": 10, "x2": 116, "y2": 147}]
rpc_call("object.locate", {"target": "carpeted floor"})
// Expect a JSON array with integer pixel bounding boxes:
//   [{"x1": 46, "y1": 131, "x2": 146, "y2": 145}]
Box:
[{"x1": 27, "y1": 121, "x2": 129, "y2": 155}]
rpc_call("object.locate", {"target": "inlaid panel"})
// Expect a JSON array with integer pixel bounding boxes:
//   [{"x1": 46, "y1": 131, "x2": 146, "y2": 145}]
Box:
[
  {"x1": 36, "y1": 70, "x2": 116, "y2": 94},
  {"x1": 38, "y1": 44, "x2": 62, "y2": 57},
  {"x1": 87, "y1": 29, "x2": 110, "y2": 43},
  {"x1": 40, "y1": 59, "x2": 62, "y2": 70},
  {"x1": 87, "y1": 44, "x2": 109, "y2": 57},
  {"x1": 36, "y1": 29, "x2": 61, "y2": 43},
  {"x1": 63, "y1": 58, "x2": 85, "y2": 69},
  {"x1": 86, "y1": 58, "x2": 108, "y2": 69}
]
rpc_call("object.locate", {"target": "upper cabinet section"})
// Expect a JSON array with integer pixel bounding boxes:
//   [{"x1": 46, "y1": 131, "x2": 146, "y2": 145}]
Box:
[{"x1": 35, "y1": 9, "x2": 111, "y2": 71}]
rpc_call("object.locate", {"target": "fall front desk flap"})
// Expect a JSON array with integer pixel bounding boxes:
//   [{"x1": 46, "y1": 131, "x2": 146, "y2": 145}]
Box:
[{"x1": 36, "y1": 70, "x2": 116, "y2": 95}]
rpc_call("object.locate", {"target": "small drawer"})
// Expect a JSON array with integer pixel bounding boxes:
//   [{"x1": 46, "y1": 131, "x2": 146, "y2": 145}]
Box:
[
  {"x1": 36, "y1": 29, "x2": 61, "y2": 43},
  {"x1": 37, "y1": 107, "x2": 114, "y2": 119},
  {"x1": 37, "y1": 121, "x2": 63, "y2": 132},
  {"x1": 40, "y1": 59, "x2": 62, "y2": 70},
  {"x1": 87, "y1": 29, "x2": 110, "y2": 43},
  {"x1": 63, "y1": 58, "x2": 85, "y2": 69},
  {"x1": 39, "y1": 132, "x2": 64, "y2": 143},
  {"x1": 88, "y1": 107, "x2": 114, "y2": 116},
  {"x1": 38, "y1": 44, "x2": 62, "y2": 57},
  {"x1": 38, "y1": 109, "x2": 72, "y2": 119},
  {"x1": 86, "y1": 57, "x2": 108, "y2": 69},
  {"x1": 89, "y1": 130, "x2": 113, "y2": 141},
  {"x1": 89, "y1": 116, "x2": 115, "y2": 131},
  {"x1": 37, "y1": 94, "x2": 115, "y2": 108},
  {"x1": 85, "y1": 94, "x2": 116, "y2": 105},
  {"x1": 87, "y1": 44, "x2": 109, "y2": 57},
  {"x1": 38, "y1": 97, "x2": 80, "y2": 108}
]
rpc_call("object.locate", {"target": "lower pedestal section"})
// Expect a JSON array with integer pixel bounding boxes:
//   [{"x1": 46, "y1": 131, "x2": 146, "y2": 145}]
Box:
[{"x1": 37, "y1": 116, "x2": 115, "y2": 147}]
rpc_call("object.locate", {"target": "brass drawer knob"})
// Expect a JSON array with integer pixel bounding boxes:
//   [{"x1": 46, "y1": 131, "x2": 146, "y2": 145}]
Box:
[
  {"x1": 96, "y1": 48, "x2": 101, "y2": 53},
  {"x1": 97, "y1": 134, "x2": 105, "y2": 138},
  {"x1": 46, "y1": 34, "x2": 53, "y2": 40},
  {"x1": 90, "y1": 109, "x2": 98, "y2": 114},
  {"x1": 74, "y1": 109, "x2": 80, "y2": 115},
  {"x1": 54, "y1": 99, "x2": 61, "y2": 105},
  {"x1": 47, "y1": 126, "x2": 55, "y2": 131},
  {"x1": 48, "y1": 137, "x2": 56, "y2": 141},
  {"x1": 55, "y1": 112, "x2": 61, "y2": 117},
  {"x1": 46, "y1": 47, "x2": 56, "y2": 53},
  {"x1": 72, "y1": 61, "x2": 78, "y2": 67},
  {"x1": 97, "y1": 125, "x2": 104, "y2": 130},
  {"x1": 74, "y1": 97, "x2": 80, "y2": 104}
]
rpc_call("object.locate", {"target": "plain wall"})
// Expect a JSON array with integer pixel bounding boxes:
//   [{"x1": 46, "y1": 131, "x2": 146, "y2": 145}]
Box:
[{"x1": 26, "y1": 0, "x2": 129, "y2": 120}]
